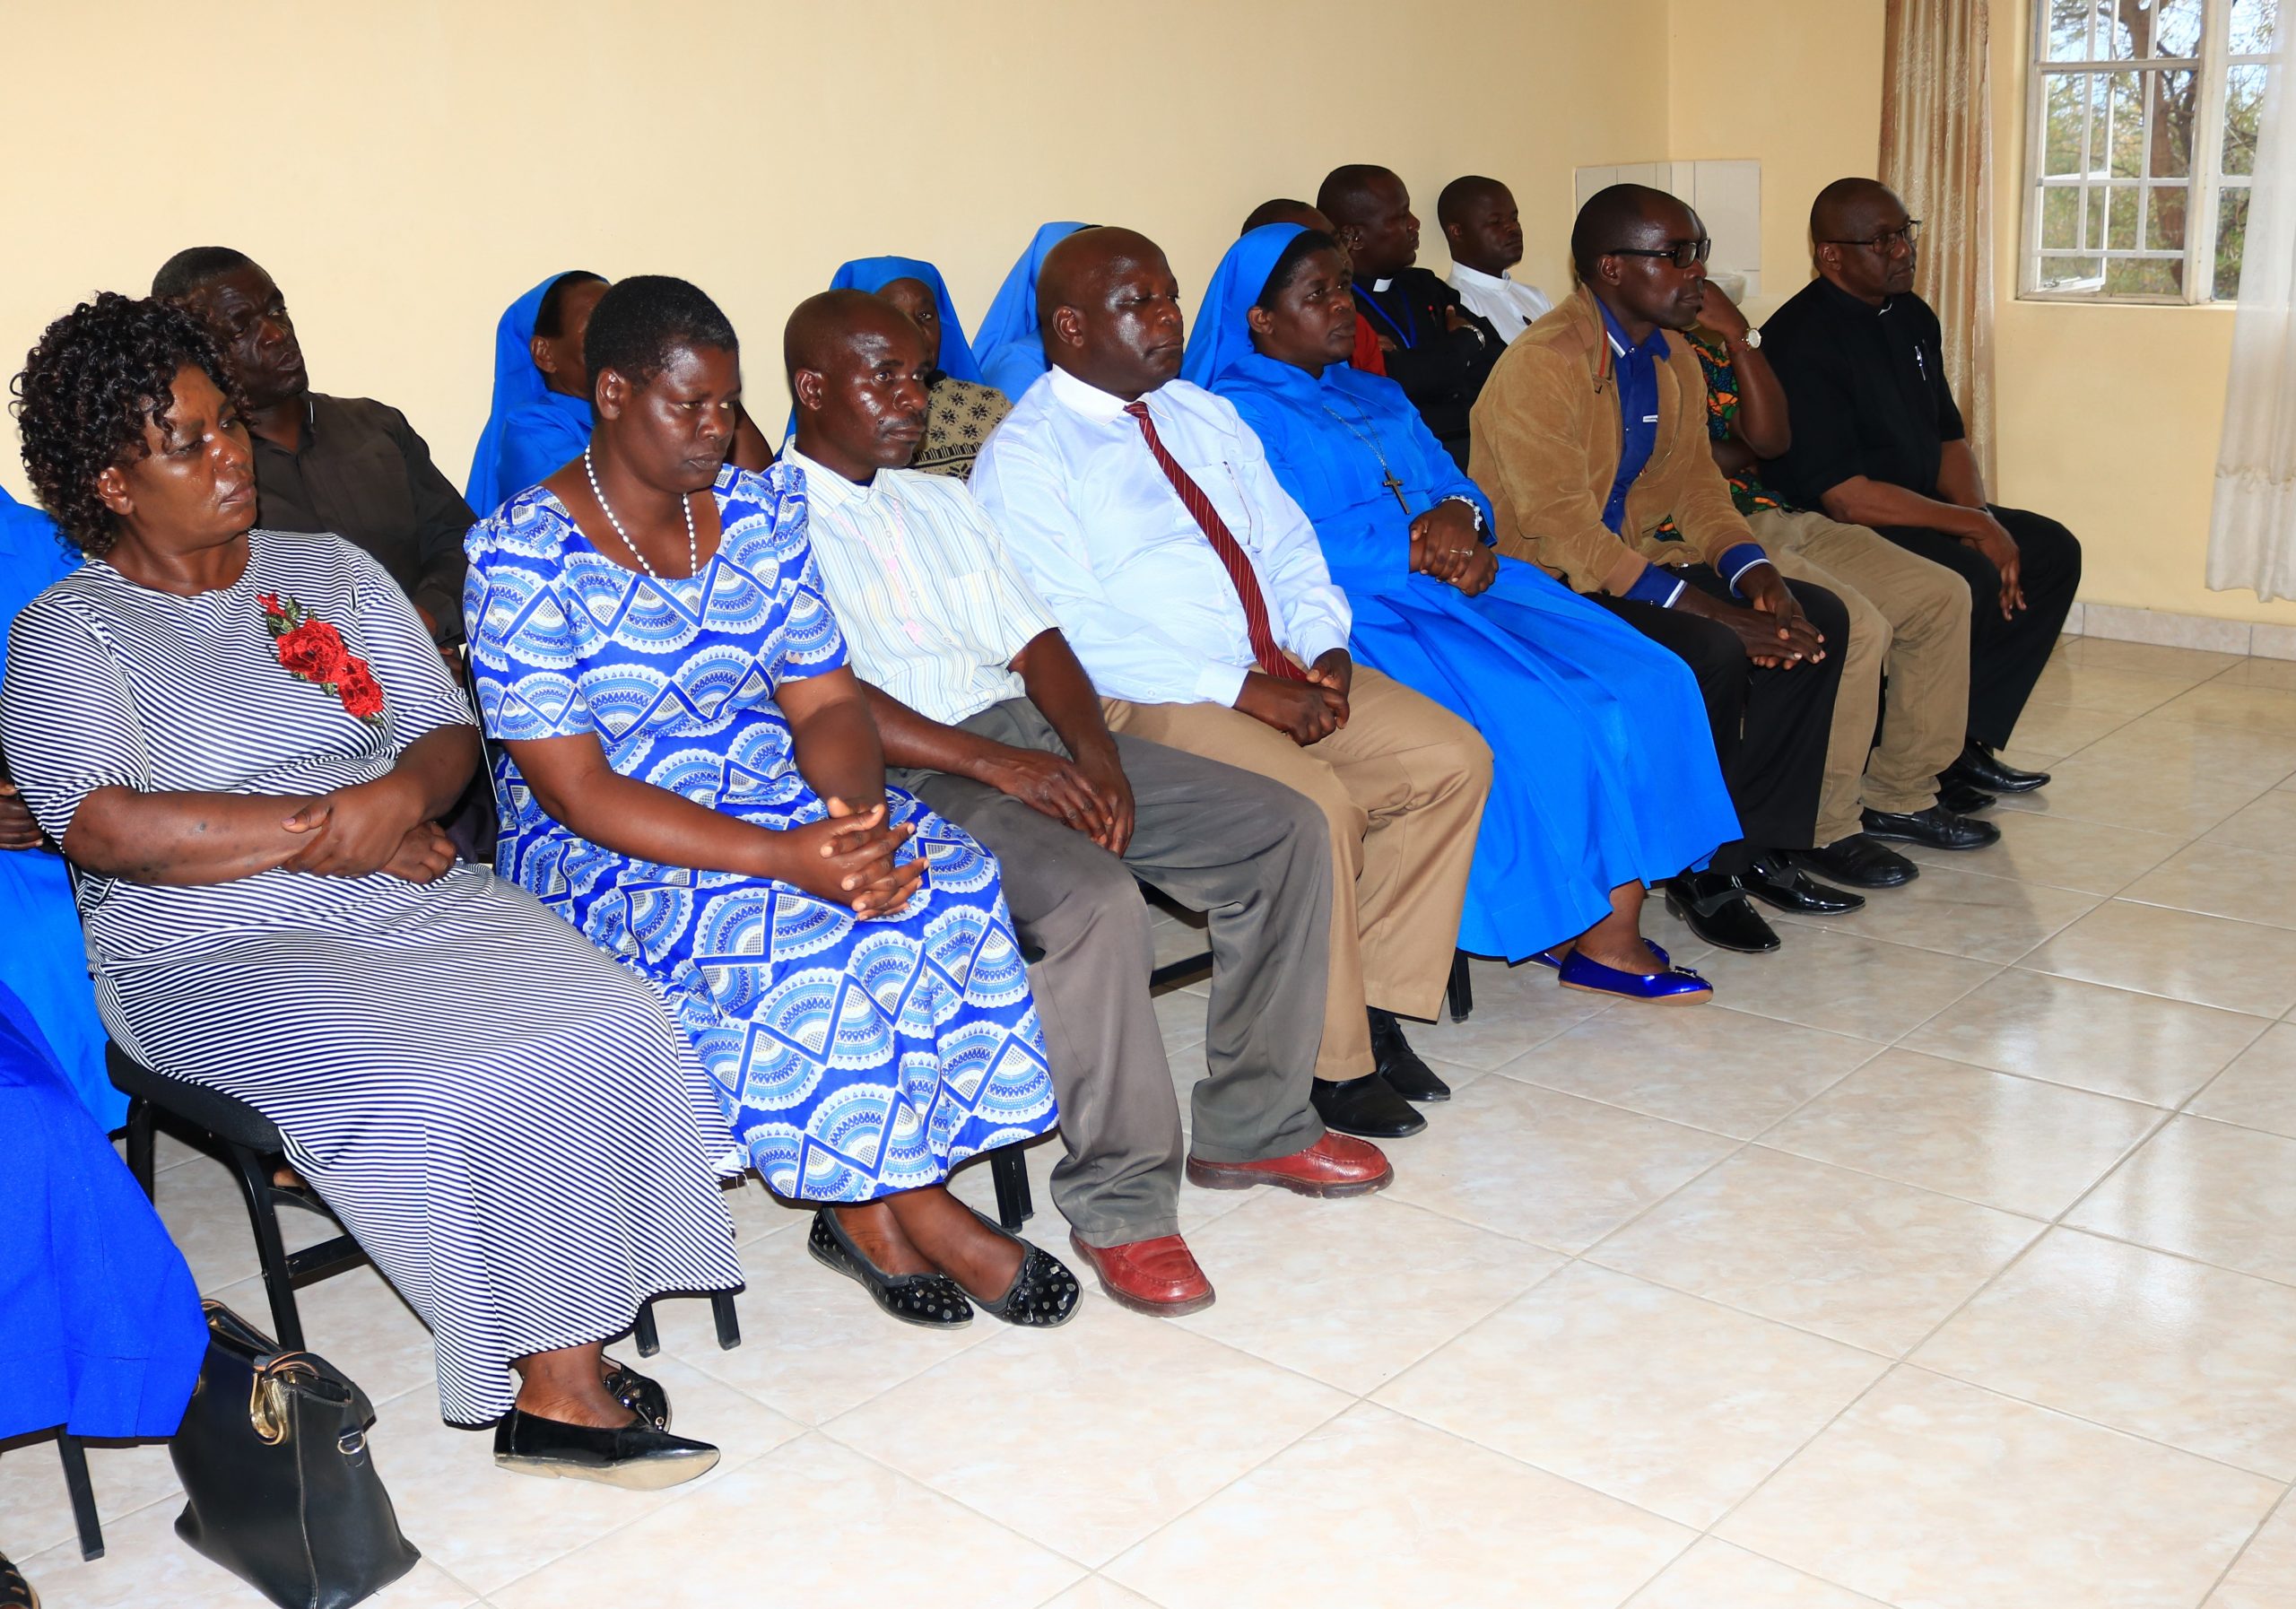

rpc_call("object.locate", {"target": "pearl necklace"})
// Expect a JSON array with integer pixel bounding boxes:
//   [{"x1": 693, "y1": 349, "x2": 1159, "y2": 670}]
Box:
[{"x1": 585, "y1": 446, "x2": 697, "y2": 582}]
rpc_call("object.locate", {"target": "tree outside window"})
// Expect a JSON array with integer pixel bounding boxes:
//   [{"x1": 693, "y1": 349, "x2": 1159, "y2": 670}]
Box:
[{"x1": 2027, "y1": 0, "x2": 2278, "y2": 301}]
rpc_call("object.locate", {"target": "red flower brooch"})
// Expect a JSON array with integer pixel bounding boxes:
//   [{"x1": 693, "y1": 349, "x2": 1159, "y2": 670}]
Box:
[{"x1": 259, "y1": 593, "x2": 386, "y2": 726}]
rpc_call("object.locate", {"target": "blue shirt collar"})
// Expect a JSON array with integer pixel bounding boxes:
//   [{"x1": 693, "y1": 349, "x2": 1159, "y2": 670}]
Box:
[{"x1": 1595, "y1": 296, "x2": 1670, "y2": 362}]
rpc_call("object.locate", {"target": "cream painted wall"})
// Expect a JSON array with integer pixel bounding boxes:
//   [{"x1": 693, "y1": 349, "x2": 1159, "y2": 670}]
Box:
[{"x1": 0, "y1": 0, "x2": 1667, "y2": 504}]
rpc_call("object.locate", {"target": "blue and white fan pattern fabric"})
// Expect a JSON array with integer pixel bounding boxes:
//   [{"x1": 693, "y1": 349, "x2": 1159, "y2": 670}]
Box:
[{"x1": 466, "y1": 464, "x2": 1057, "y2": 1201}]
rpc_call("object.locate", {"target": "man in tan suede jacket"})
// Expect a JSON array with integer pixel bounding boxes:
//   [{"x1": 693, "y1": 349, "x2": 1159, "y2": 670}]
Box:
[{"x1": 1469, "y1": 183, "x2": 1862, "y2": 957}]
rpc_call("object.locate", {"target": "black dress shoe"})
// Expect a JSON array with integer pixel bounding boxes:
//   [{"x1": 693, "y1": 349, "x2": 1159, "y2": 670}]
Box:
[
  {"x1": 602, "y1": 1356, "x2": 670, "y2": 1430},
  {"x1": 1938, "y1": 779, "x2": 1997, "y2": 815},
  {"x1": 1944, "y1": 740, "x2": 2048, "y2": 795},
  {"x1": 1741, "y1": 856, "x2": 1868, "y2": 914},
  {"x1": 1311, "y1": 1074, "x2": 1428, "y2": 1138},
  {"x1": 808, "y1": 1209, "x2": 974, "y2": 1328},
  {"x1": 1663, "y1": 873, "x2": 1781, "y2": 953},
  {"x1": 1861, "y1": 804, "x2": 2003, "y2": 850},
  {"x1": 1368, "y1": 1008, "x2": 1450, "y2": 1101},
  {"x1": 493, "y1": 1406, "x2": 720, "y2": 1490},
  {"x1": 1787, "y1": 835, "x2": 1918, "y2": 890}
]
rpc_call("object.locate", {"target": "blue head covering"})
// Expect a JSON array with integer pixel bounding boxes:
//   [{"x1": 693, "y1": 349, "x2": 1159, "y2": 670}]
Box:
[
  {"x1": 971, "y1": 222, "x2": 1085, "y2": 396},
  {"x1": 1181, "y1": 223, "x2": 1309, "y2": 391},
  {"x1": 0, "y1": 486, "x2": 78, "y2": 686},
  {"x1": 464, "y1": 274, "x2": 600, "y2": 517},
  {"x1": 827, "y1": 257, "x2": 985, "y2": 385}
]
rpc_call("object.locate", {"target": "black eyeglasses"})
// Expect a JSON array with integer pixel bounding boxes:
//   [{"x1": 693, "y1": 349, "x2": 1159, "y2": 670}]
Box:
[
  {"x1": 1824, "y1": 220, "x2": 1923, "y2": 252},
  {"x1": 1605, "y1": 238, "x2": 1712, "y2": 270}
]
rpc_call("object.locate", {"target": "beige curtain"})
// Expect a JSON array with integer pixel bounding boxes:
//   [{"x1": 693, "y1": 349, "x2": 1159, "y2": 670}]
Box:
[
  {"x1": 2208, "y1": 50, "x2": 2296, "y2": 601},
  {"x1": 1880, "y1": 0, "x2": 1996, "y2": 485}
]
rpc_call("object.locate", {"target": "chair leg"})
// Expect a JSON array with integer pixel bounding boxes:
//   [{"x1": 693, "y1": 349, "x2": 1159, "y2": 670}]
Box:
[
  {"x1": 632, "y1": 1300, "x2": 662, "y2": 1359},
  {"x1": 990, "y1": 1147, "x2": 1033, "y2": 1233},
  {"x1": 1446, "y1": 951, "x2": 1474, "y2": 1023},
  {"x1": 709, "y1": 1291, "x2": 742, "y2": 1351},
  {"x1": 125, "y1": 1098, "x2": 156, "y2": 1202},
  {"x1": 226, "y1": 1144, "x2": 305, "y2": 1352},
  {"x1": 57, "y1": 1434, "x2": 102, "y2": 1561}
]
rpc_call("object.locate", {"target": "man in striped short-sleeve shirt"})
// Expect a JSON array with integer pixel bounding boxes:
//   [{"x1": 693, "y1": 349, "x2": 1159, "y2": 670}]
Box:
[{"x1": 785, "y1": 290, "x2": 1387, "y2": 1320}]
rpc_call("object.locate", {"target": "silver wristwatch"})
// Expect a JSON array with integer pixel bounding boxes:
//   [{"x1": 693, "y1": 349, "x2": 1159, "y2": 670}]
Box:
[{"x1": 1735, "y1": 327, "x2": 1763, "y2": 351}]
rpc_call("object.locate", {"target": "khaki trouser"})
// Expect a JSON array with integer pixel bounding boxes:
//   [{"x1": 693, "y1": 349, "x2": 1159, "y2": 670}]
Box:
[
  {"x1": 1105, "y1": 666, "x2": 1492, "y2": 1082},
  {"x1": 1755, "y1": 508, "x2": 1972, "y2": 843}
]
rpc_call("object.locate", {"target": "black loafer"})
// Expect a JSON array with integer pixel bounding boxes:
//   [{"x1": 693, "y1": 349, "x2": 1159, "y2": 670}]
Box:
[
  {"x1": 1938, "y1": 779, "x2": 1997, "y2": 814},
  {"x1": 1787, "y1": 835, "x2": 1917, "y2": 890},
  {"x1": 808, "y1": 1209, "x2": 974, "y2": 1328},
  {"x1": 1944, "y1": 741, "x2": 2048, "y2": 795},
  {"x1": 601, "y1": 1356, "x2": 670, "y2": 1430},
  {"x1": 493, "y1": 1406, "x2": 720, "y2": 1491},
  {"x1": 1368, "y1": 1008, "x2": 1450, "y2": 1101},
  {"x1": 1742, "y1": 857, "x2": 1868, "y2": 914},
  {"x1": 1311, "y1": 1074, "x2": 1428, "y2": 1138},
  {"x1": 1663, "y1": 873, "x2": 1781, "y2": 953},
  {"x1": 1861, "y1": 805, "x2": 2002, "y2": 850}
]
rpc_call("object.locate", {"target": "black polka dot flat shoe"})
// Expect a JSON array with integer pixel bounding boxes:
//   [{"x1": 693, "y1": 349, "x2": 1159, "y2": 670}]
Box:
[
  {"x1": 964, "y1": 1206, "x2": 1082, "y2": 1328},
  {"x1": 808, "y1": 1209, "x2": 974, "y2": 1329}
]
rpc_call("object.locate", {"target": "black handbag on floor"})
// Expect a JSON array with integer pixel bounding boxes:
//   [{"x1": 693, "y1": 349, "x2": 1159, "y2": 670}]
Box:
[{"x1": 169, "y1": 1301, "x2": 421, "y2": 1609}]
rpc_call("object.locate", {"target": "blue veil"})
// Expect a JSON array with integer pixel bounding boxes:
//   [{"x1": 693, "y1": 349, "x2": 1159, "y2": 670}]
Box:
[
  {"x1": 828, "y1": 256, "x2": 986, "y2": 385},
  {"x1": 464, "y1": 274, "x2": 598, "y2": 517},
  {"x1": 1181, "y1": 222, "x2": 1307, "y2": 390},
  {"x1": 971, "y1": 222, "x2": 1085, "y2": 396}
]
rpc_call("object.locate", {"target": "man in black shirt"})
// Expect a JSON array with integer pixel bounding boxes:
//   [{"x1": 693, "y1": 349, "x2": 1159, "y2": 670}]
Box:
[
  {"x1": 1317, "y1": 164, "x2": 1500, "y2": 468},
  {"x1": 153, "y1": 248, "x2": 476, "y2": 648},
  {"x1": 1761, "y1": 180, "x2": 2080, "y2": 804}
]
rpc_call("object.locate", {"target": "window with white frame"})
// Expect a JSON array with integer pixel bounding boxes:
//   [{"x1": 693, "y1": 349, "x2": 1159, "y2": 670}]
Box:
[{"x1": 2026, "y1": 0, "x2": 2278, "y2": 302}]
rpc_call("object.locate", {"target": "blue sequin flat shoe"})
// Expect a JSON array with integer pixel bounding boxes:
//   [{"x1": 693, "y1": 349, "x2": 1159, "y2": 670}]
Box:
[{"x1": 1555, "y1": 941, "x2": 1711, "y2": 1005}]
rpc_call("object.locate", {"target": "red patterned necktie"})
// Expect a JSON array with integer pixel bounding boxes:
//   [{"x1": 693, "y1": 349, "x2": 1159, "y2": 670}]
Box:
[{"x1": 1124, "y1": 400, "x2": 1308, "y2": 683}]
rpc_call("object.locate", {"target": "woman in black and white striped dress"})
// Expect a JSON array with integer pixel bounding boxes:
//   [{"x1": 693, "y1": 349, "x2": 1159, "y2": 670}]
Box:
[{"x1": 0, "y1": 292, "x2": 741, "y2": 1489}]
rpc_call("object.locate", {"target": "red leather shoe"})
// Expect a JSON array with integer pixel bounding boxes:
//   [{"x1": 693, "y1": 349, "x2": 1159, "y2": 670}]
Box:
[
  {"x1": 1185, "y1": 1133, "x2": 1393, "y2": 1198},
  {"x1": 1069, "y1": 1232, "x2": 1215, "y2": 1318}
]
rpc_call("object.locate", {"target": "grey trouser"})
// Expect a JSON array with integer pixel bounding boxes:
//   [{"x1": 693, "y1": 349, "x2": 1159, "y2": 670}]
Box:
[{"x1": 893, "y1": 699, "x2": 1333, "y2": 1248}]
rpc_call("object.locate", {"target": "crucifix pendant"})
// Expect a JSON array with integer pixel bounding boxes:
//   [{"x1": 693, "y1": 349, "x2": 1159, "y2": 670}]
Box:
[{"x1": 1383, "y1": 470, "x2": 1409, "y2": 513}]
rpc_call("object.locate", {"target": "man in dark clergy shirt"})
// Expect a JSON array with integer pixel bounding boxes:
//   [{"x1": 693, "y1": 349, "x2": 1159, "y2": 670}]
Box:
[
  {"x1": 1317, "y1": 164, "x2": 1500, "y2": 469},
  {"x1": 1761, "y1": 180, "x2": 2081, "y2": 805},
  {"x1": 154, "y1": 247, "x2": 476, "y2": 648}
]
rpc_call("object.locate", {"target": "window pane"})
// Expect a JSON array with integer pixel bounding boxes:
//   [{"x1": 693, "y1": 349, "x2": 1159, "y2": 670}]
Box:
[
  {"x1": 2146, "y1": 68, "x2": 2196, "y2": 176},
  {"x1": 2225, "y1": 64, "x2": 2269, "y2": 175},
  {"x1": 2108, "y1": 183, "x2": 2142, "y2": 248},
  {"x1": 2150, "y1": 0, "x2": 2204, "y2": 56},
  {"x1": 2108, "y1": 71, "x2": 2146, "y2": 176},
  {"x1": 2085, "y1": 183, "x2": 2107, "y2": 248},
  {"x1": 2100, "y1": 0, "x2": 2145, "y2": 57},
  {"x1": 2046, "y1": 0, "x2": 2100, "y2": 57},
  {"x1": 2145, "y1": 181, "x2": 2192, "y2": 252},
  {"x1": 2105, "y1": 258, "x2": 2185, "y2": 296},
  {"x1": 2041, "y1": 186, "x2": 2083, "y2": 248},
  {"x1": 2038, "y1": 255, "x2": 2106, "y2": 289},
  {"x1": 2217, "y1": 186, "x2": 2253, "y2": 300},
  {"x1": 2230, "y1": 0, "x2": 2279, "y2": 53},
  {"x1": 2044, "y1": 73, "x2": 2090, "y2": 173}
]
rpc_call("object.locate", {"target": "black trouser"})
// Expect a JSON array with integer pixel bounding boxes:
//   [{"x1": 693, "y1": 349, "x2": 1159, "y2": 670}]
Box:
[
  {"x1": 1872, "y1": 505, "x2": 2081, "y2": 751},
  {"x1": 1589, "y1": 566, "x2": 1849, "y2": 873}
]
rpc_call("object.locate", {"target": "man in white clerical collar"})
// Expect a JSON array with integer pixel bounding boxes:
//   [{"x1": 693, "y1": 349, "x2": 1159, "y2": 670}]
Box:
[{"x1": 1439, "y1": 175, "x2": 1554, "y2": 345}]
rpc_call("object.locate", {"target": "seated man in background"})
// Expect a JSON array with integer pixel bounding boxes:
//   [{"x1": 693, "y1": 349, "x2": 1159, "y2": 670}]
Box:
[
  {"x1": 1761, "y1": 179, "x2": 2081, "y2": 807},
  {"x1": 1240, "y1": 199, "x2": 1387, "y2": 376},
  {"x1": 1679, "y1": 276, "x2": 1997, "y2": 877},
  {"x1": 1439, "y1": 175, "x2": 1553, "y2": 344},
  {"x1": 975, "y1": 226, "x2": 1493, "y2": 1143},
  {"x1": 1316, "y1": 165, "x2": 1499, "y2": 467},
  {"x1": 1471, "y1": 184, "x2": 1858, "y2": 957},
  {"x1": 154, "y1": 247, "x2": 474, "y2": 648},
  {"x1": 785, "y1": 288, "x2": 1367, "y2": 1314}
]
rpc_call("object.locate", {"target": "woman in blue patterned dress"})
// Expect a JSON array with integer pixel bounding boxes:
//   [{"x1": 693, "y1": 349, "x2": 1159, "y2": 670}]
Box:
[{"x1": 466, "y1": 277, "x2": 1076, "y2": 1330}]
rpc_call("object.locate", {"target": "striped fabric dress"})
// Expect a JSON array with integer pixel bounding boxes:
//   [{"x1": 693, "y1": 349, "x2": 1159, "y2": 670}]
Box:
[{"x1": 0, "y1": 530, "x2": 744, "y2": 1426}]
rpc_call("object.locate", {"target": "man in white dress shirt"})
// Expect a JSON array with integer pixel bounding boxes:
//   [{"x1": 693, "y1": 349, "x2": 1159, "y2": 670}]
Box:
[
  {"x1": 972, "y1": 228, "x2": 1492, "y2": 1142},
  {"x1": 784, "y1": 290, "x2": 1392, "y2": 1317},
  {"x1": 1439, "y1": 175, "x2": 1554, "y2": 345}
]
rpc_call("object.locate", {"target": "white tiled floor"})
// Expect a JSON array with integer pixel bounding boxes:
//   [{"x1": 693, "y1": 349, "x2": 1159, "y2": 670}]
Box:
[{"x1": 13, "y1": 636, "x2": 2296, "y2": 1606}]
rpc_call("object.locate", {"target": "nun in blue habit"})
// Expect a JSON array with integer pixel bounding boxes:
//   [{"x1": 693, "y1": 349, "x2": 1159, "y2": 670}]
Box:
[
  {"x1": 970, "y1": 222, "x2": 1084, "y2": 397},
  {"x1": 0, "y1": 485, "x2": 116, "y2": 1124},
  {"x1": 1186, "y1": 224, "x2": 1738, "y2": 1001},
  {"x1": 463, "y1": 270, "x2": 606, "y2": 518},
  {"x1": 821, "y1": 256, "x2": 1011, "y2": 479}
]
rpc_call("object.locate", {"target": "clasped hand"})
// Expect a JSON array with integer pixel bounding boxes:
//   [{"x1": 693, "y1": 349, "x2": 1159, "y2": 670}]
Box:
[
  {"x1": 283, "y1": 777, "x2": 453, "y2": 883},
  {"x1": 1236, "y1": 649, "x2": 1352, "y2": 746},
  {"x1": 1407, "y1": 500, "x2": 1497, "y2": 596},
  {"x1": 985, "y1": 743, "x2": 1136, "y2": 855},
  {"x1": 778, "y1": 798, "x2": 926, "y2": 918}
]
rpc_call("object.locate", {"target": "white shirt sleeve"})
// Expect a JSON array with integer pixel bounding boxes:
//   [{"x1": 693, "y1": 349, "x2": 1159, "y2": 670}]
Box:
[{"x1": 973, "y1": 424, "x2": 1252, "y2": 708}]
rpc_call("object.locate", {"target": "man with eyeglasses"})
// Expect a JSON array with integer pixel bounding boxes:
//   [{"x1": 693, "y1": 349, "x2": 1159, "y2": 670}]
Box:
[
  {"x1": 1761, "y1": 178, "x2": 2082, "y2": 809},
  {"x1": 1471, "y1": 184, "x2": 1861, "y2": 958}
]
